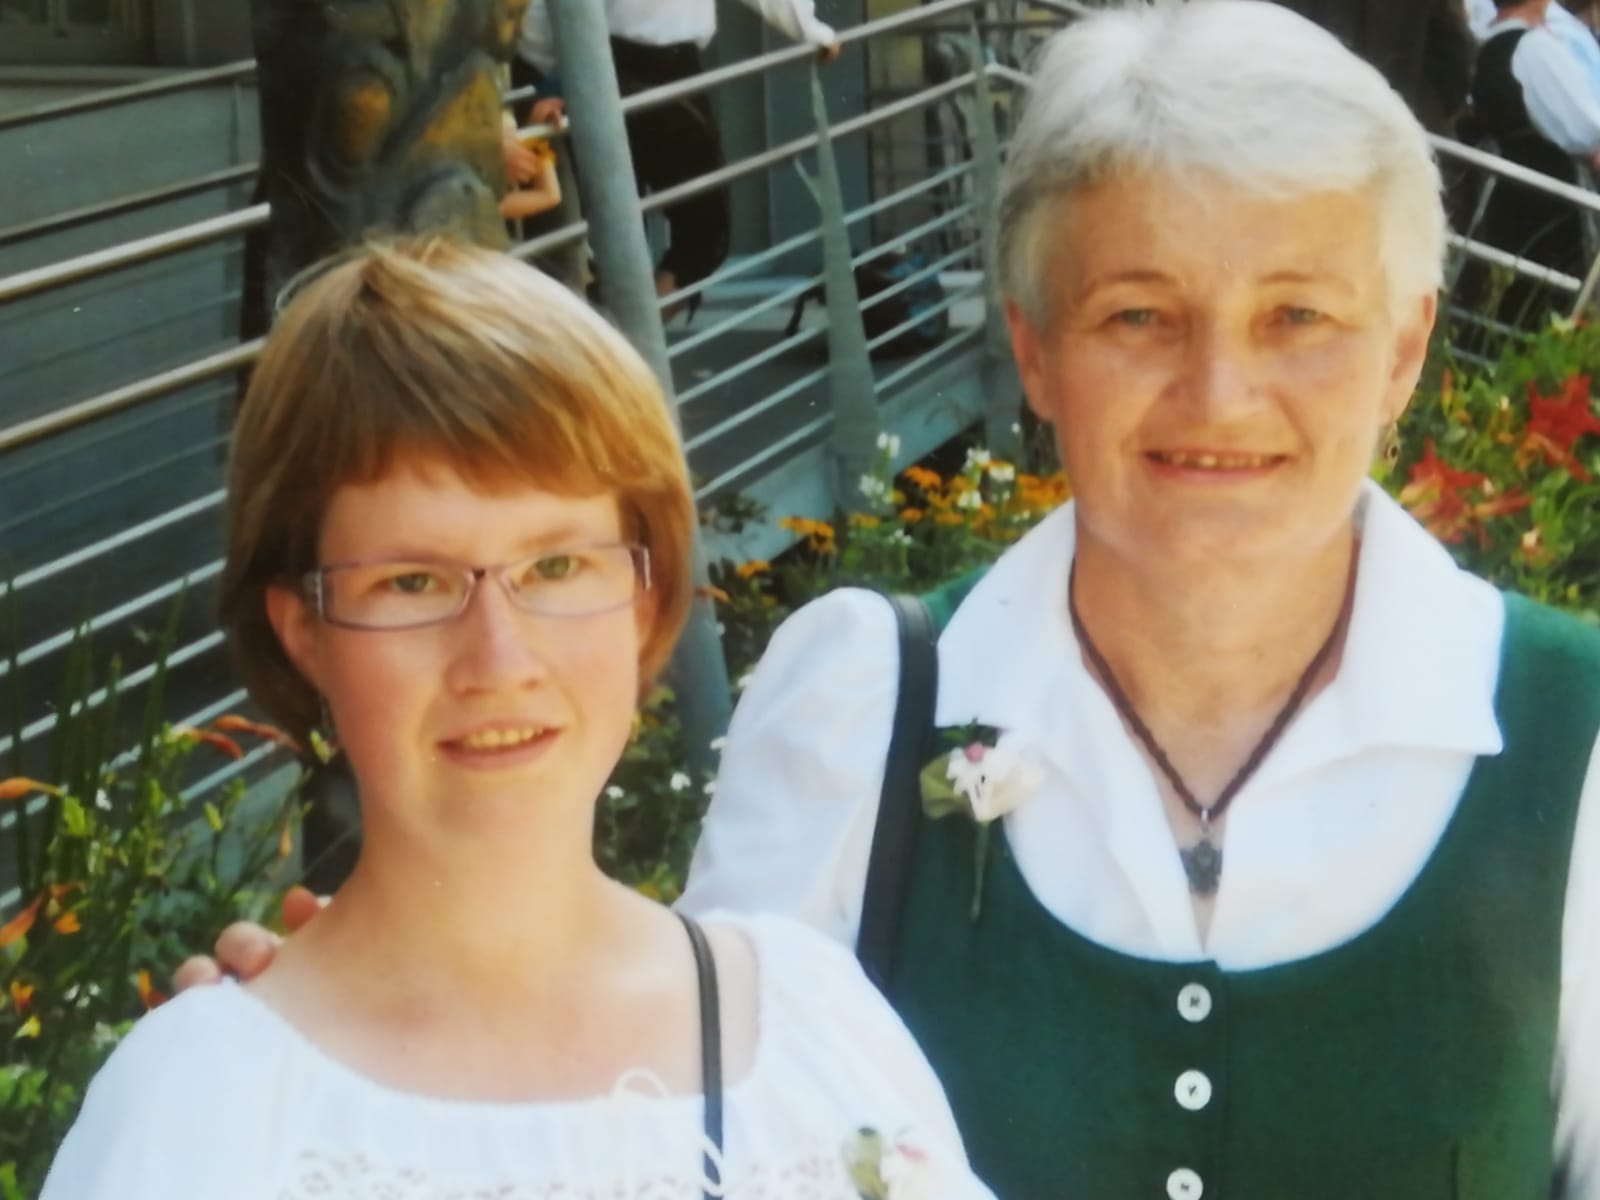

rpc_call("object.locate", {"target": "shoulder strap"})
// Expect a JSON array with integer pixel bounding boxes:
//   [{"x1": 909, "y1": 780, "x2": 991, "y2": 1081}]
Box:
[
  {"x1": 856, "y1": 592, "x2": 939, "y2": 991},
  {"x1": 678, "y1": 913, "x2": 723, "y2": 1198}
]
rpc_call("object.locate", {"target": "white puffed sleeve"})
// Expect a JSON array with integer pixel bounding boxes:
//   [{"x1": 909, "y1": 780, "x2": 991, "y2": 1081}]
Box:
[
  {"x1": 679, "y1": 589, "x2": 899, "y2": 947},
  {"x1": 39, "y1": 992, "x2": 263, "y2": 1199},
  {"x1": 734, "y1": 0, "x2": 837, "y2": 48},
  {"x1": 1556, "y1": 727, "x2": 1600, "y2": 1196}
]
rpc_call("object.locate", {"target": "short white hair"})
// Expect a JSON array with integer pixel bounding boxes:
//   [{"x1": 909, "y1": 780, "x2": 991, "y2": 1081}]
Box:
[{"x1": 999, "y1": 0, "x2": 1446, "y2": 322}]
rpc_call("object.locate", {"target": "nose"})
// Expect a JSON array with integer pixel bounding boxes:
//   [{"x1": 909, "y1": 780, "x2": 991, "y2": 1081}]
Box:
[
  {"x1": 443, "y1": 576, "x2": 550, "y2": 694},
  {"x1": 1181, "y1": 320, "x2": 1263, "y2": 424}
]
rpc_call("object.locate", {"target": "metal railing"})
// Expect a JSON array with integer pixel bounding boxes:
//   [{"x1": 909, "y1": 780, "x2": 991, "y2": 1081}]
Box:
[{"x1": 8, "y1": 0, "x2": 1600, "y2": 916}]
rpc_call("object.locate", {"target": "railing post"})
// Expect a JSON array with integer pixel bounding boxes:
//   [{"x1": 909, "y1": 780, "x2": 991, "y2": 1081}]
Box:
[
  {"x1": 547, "y1": 0, "x2": 732, "y2": 768},
  {"x1": 807, "y1": 65, "x2": 881, "y2": 515},
  {"x1": 968, "y1": 12, "x2": 1021, "y2": 461}
]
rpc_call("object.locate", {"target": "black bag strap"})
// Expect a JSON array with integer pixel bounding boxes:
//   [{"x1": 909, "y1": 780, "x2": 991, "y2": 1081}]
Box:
[
  {"x1": 678, "y1": 913, "x2": 723, "y2": 1198},
  {"x1": 856, "y1": 592, "x2": 939, "y2": 991}
]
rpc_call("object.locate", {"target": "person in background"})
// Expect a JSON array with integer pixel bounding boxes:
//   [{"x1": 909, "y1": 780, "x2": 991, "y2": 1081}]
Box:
[
  {"x1": 43, "y1": 239, "x2": 993, "y2": 1200},
  {"x1": 1267, "y1": 0, "x2": 1477, "y2": 132},
  {"x1": 515, "y1": 0, "x2": 839, "y2": 317},
  {"x1": 498, "y1": 113, "x2": 563, "y2": 222},
  {"x1": 1468, "y1": 0, "x2": 1600, "y2": 323}
]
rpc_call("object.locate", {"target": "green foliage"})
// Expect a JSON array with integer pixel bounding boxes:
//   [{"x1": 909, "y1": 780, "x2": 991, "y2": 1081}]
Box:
[{"x1": 0, "y1": 610, "x2": 300, "y2": 1198}]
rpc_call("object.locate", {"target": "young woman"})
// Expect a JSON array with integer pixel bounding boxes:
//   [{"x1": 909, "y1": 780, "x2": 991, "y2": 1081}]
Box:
[{"x1": 41, "y1": 239, "x2": 992, "y2": 1200}]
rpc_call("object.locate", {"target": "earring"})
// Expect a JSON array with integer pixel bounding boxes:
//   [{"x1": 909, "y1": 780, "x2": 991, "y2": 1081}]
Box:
[
  {"x1": 1379, "y1": 421, "x2": 1401, "y2": 468},
  {"x1": 307, "y1": 698, "x2": 339, "y2": 765}
]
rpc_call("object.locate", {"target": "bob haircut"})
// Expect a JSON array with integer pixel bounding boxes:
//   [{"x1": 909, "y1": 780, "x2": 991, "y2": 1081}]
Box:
[
  {"x1": 220, "y1": 237, "x2": 695, "y2": 742},
  {"x1": 999, "y1": 0, "x2": 1446, "y2": 324}
]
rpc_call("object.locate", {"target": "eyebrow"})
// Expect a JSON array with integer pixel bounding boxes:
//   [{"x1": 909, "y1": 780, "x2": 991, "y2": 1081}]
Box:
[{"x1": 351, "y1": 525, "x2": 610, "y2": 563}]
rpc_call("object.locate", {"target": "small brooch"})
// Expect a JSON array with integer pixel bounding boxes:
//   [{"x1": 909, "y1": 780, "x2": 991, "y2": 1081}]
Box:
[{"x1": 918, "y1": 724, "x2": 1040, "y2": 918}]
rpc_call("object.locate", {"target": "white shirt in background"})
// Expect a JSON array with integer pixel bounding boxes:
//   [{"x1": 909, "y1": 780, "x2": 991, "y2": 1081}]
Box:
[
  {"x1": 518, "y1": 0, "x2": 836, "y2": 75},
  {"x1": 1485, "y1": 17, "x2": 1600, "y2": 154}
]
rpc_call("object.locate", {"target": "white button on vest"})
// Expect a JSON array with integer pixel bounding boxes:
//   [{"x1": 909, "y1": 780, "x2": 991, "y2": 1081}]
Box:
[
  {"x1": 1167, "y1": 1166, "x2": 1204, "y2": 1199},
  {"x1": 1177, "y1": 982, "x2": 1212, "y2": 1022},
  {"x1": 1175, "y1": 1069, "x2": 1213, "y2": 1111}
]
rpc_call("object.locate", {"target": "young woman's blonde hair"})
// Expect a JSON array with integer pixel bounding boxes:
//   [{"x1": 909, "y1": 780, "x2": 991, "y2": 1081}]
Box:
[{"x1": 221, "y1": 237, "x2": 695, "y2": 742}]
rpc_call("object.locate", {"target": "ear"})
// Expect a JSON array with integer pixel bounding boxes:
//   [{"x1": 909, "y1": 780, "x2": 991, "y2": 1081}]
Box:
[
  {"x1": 265, "y1": 584, "x2": 324, "y2": 694},
  {"x1": 1384, "y1": 291, "x2": 1437, "y2": 425},
  {"x1": 1004, "y1": 298, "x2": 1058, "y2": 425}
]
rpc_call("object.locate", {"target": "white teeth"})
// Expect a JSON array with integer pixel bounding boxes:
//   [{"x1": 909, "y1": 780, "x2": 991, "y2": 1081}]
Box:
[
  {"x1": 1156, "y1": 451, "x2": 1275, "y2": 470},
  {"x1": 459, "y1": 728, "x2": 543, "y2": 751}
]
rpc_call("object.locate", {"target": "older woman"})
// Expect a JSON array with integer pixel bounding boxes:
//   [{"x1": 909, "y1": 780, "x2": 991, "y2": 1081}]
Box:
[
  {"x1": 684, "y1": 2, "x2": 1600, "y2": 1196},
  {"x1": 43, "y1": 240, "x2": 992, "y2": 1200}
]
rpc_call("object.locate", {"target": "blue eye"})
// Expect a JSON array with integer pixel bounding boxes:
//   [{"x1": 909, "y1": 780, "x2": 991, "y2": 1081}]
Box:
[
  {"x1": 1112, "y1": 309, "x2": 1158, "y2": 327},
  {"x1": 1279, "y1": 306, "x2": 1324, "y2": 325}
]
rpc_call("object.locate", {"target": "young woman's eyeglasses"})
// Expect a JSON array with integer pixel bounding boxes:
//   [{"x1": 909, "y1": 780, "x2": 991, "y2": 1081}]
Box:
[{"x1": 303, "y1": 544, "x2": 650, "y2": 630}]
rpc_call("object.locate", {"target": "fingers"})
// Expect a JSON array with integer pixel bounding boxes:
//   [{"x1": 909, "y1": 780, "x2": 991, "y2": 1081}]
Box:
[
  {"x1": 530, "y1": 97, "x2": 566, "y2": 125},
  {"x1": 215, "y1": 921, "x2": 283, "y2": 982},
  {"x1": 818, "y1": 42, "x2": 841, "y2": 64},
  {"x1": 281, "y1": 885, "x2": 326, "y2": 933},
  {"x1": 172, "y1": 955, "x2": 224, "y2": 993}
]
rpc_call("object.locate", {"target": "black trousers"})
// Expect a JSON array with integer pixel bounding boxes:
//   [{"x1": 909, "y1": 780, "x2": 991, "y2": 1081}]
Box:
[{"x1": 609, "y1": 37, "x2": 731, "y2": 288}]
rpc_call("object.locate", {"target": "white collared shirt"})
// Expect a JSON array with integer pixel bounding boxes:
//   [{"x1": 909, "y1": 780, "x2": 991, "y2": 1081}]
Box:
[
  {"x1": 1482, "y1": 15, "x2": 1600, "y2": 155},
  {"x1": 517, "y1": 0, "x2": 835, "y2": 75},
  {"x1": 681, "y1": 482, "x2": 1600, "y2": 1194}
]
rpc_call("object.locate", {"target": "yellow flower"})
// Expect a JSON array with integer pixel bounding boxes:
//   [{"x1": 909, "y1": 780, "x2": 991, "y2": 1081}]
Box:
[
  {"x1": 14, "y1": 1015, "x2": 40, "y2": 1039},
  {"x1": 848, "y1": 513, "x2": 881, "y2": 528},
  {"x1": 734, "y1": 560, "x2": 770, "y2": 579},
  {"x1": 900, "y1": 508, "x2": 924, "y2": 523},
  {"x1": 8, "y1": 981, "x2": 34, "y2": 1014}
]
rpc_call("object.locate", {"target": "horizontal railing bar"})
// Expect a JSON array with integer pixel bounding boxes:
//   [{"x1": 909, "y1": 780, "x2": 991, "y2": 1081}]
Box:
[
  {"x1": 180, "y1": 740, "x2": 285, "y2": 804},
  {"x1": 874, "y1": 322, "x2": 985, "y2": 394},
  {"x1": 1432, "y1": 137, "x2": 1600, "y2": 217},
  {"x1": 0, "y1": 163, "x2": 258, "y2": 248},
  {"x1": 639, "y1": 72, "x2": 979, "y2": 218},
  {"x1": 0, "y1": 59, "x2": 256, "y2": 131},
  {"x1": 0, "y1": 490, "x2": 225, "y2": 596},
  {"x1": 0, "y1": 340, "x2": 261, "y2": 454},
  {"x1": 684, "y1": 363, "x2": 831, "y2": 454},
  {"x1": 508, "y1": 217, "x2": 589, "y2": 262},
  {"x1": 988, "y1": 62, "x2": 1032, "y2": 88},
  {"x1": 675, "y1": 321, "x2": 825, "y2": 407},
  {"x1": 0, "y1": 203, "x2": 268, "y2": 305},
  {"x1": 620, "y1": 0, "x2": 983, "y2": 119},
  {"x1": 667, "y1": 272, "x2": 824, "y2": 359},
  {"x1": 1022, "y1": 0, "x2": 1100, "y2": 17},
  {"x1": 1446, "y1": 231, "x2": 1582, "y2": 291},
  {"x1": 694, "y1": 411, "x2": 832, "y2": 499},
  {"x1": 865, "y1": 277, "x2": 983, "y2": 354},
  {"x1": 0, "y1": 561, "x2": 223, "y2": 680},
  {"x1": 0, "y1": 631, "x2": 227, "y2": 759}
]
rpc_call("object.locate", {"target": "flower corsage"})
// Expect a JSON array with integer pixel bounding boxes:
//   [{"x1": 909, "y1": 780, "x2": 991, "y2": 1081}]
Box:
[
  {"x1": 917, "y1": 724, "x2": 1040, "y2": 919},
  {"x1": 843, "y1": 1127, "x2": 936, "y2": 1200}
]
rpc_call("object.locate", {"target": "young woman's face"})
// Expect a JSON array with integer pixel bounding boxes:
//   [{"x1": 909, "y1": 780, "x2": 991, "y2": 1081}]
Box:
[{"x1": 267, "y1": 460, "x2": 648, "y2": 848}]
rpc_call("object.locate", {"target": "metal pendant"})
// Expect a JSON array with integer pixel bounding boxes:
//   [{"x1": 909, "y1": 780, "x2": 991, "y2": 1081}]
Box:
[{"x1": 1180, "y1": 838, "x2": 1223, "y2": 896}]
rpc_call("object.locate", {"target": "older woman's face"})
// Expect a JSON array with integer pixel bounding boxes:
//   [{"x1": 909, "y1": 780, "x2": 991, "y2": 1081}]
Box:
[
  {"x1": 266, "y1": 460, "x2": 646, "y2": 851},
  {"x1": 1008, "y1": 172, "x2": 1434, "y2": 578}
]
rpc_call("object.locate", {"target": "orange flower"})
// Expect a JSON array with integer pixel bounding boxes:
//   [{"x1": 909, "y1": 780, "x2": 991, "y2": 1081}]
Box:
[
  {"x1": 0, "y1": 778, "x2": 61, "y2": 803},
  {"x1": 53, "y1": 912, "x2": 81, "y2": 935},
  {"x1": 899, "y1": 508, "x2": 924, "y2": 523},
  {"x1": 135, "y1": 969, "x2": 167, "y2": 1011},
  {"x1": 902, "y1": 465, "x2": 942, "y2": 492},
  {"x1": 848, "y1": 513, "x2": 881, "y2": 529},
  {"x1": 734, "y1": 560, "x2": 770, "y2": 580},
  {"x1": 0, "y1": 897, "x2": 41, "y2": 951},
  {"x1": 172, "y1": 727, "x2": 244, "y2": 761},
  {"x1": 8, "y1": 981, "x2": 34, "y2": 1014},
  {"x1": 212, "y1": 714, "x2": 301, "y2": 753}
]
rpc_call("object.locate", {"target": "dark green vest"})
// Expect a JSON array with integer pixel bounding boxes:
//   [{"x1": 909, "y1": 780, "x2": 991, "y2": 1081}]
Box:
[{"x1": 884, "y1": 590, "x2": 1600, "y2": 1199}]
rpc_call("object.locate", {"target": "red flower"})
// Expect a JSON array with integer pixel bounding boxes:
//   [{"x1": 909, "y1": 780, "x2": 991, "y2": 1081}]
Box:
[
  {"x1": 1398, "y1": 440, "x2": 1491, "y2": 543},
  {"x1": 1521, "y1": 376, "x2": 1600, "y2": 481}
]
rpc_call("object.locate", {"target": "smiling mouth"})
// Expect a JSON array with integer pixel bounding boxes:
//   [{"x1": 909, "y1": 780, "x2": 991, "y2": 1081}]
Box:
[
  {"x1": 1147, "y1": 450, "x2": 1286, "y2": 470},
  {"x1": 451, "y1": 727, "x2": 548, "y2": 752}
]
